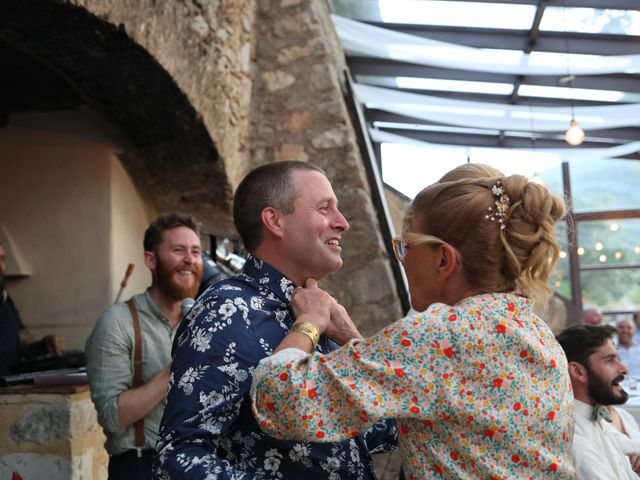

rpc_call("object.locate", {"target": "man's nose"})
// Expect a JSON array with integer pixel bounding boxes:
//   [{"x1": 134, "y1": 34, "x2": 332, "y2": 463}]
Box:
[
  {"x1": 619, "y1": 361, "x2": 629, "y2": 375},
  {"x1": 332, "y1": 208, "x2": 350, "y2": 232},
  {"x1": 182, "y1": 251, "x2": 198, "y2": 264}
]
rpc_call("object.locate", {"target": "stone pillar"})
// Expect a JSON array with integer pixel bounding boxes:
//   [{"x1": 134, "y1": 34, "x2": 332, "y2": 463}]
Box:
[
  {"x1": 0, "y1": 386, "x2": 108, "y2": 480},
  {"x1": 250, "y1": 0, "x2": 404, "y2": 335}
]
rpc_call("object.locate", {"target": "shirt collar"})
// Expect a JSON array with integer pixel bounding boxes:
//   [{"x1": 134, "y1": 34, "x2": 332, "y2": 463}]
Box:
[
  {"x1": 241, "y1": 254, "x2": 296, "y2": 304},
  {"x1": 574, "y1": 399, "x2": 595, "y2": 420},
  {"x1": 457, "y1": 292, "x2": 533, "y2": 322},
  {"x1": 141, "y1": 288, "x2": 172, "y2": 326}
]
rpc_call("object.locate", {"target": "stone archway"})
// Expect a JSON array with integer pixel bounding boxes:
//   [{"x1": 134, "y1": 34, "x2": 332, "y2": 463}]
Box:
[{"x1": 0, "y1": 0, "x2": 233, "y2": 230}]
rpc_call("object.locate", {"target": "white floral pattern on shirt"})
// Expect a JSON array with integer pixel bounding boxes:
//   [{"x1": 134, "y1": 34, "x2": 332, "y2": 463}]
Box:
[{"x1": 154, "y1": 255, "x2": 397, "y2": 479}]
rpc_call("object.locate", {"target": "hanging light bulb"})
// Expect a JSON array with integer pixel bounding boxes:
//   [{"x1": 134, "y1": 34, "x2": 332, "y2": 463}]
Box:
[
  {"x1": 565, "y1": 118, "x2": 584, "y2": 146},
  {"x1": 561, "y1": 2, "x2": 585, "y2": 147}
]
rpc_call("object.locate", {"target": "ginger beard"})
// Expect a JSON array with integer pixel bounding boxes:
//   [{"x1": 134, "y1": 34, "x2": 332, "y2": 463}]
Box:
[{"x1": 154, "y1": 254, "x2": 203, "y2": 301}]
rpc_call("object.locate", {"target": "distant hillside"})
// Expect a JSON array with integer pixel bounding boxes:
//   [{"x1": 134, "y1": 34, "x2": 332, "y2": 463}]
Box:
[
  {"x1": 540, "y1": 159, "x2": 640, "y2": 212},
  {"x1": 539, "y1": 158, "x2": 640, "y2": 308}
]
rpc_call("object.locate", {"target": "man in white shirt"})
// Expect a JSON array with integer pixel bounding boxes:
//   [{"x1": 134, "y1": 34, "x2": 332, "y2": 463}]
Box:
[
  {"x1": 617, "y1": 319, "x2": 640, "y2": 379},
  {"x1": 633, "y1": 311, "x2": 640, "y2": 343},
  {"x1": 556, "y1": 324, "x2": 639, "y2": 479}
]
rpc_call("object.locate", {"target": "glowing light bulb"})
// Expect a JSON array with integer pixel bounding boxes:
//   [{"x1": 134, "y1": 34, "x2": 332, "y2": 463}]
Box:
[
  {"x1": 565, "y1": 119, "x2": 585, "y2": 146},
  {"x1": 577, "y1": 247, "x2": 585, "y2": 255},
  {"x1": 595, "y1": 242, "x2": 603, "y2": 251}
]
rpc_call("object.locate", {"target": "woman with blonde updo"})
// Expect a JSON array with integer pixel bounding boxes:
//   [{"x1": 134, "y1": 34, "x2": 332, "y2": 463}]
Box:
[{"x1": 250, "y1": 164, "x2": 576, "y2": 479}]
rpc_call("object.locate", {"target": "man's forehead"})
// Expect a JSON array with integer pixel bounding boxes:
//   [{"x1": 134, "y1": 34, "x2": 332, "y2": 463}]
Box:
[
  {"x1": 592, "y1": 339, "x2": 616, "y2": 359},
  {"x1": 292, "y1": 170, "x2": 336, "y2": 198},
  {"x1": 160, "y1": 227, "x2": 201, "y2": 245},
  {"x1": 292, "y1": 168, "x2": 329, "y2": 184}
]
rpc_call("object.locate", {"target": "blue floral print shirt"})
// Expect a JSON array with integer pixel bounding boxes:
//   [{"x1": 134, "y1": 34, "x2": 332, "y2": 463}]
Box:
[{"x1": 154, "y1": 255, "x2": 396, "y2": 479}]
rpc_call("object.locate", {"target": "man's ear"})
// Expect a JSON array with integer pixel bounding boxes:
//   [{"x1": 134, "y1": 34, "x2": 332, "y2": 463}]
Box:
[
  {"x1": 261, "y1": 207, "x2": 285, "y2": 239},
  {"x1": 568, "y1": 361, "x2": 588, "y2": 383},
  {"x1": 144, "y1": 250, "x2": 156, "y2": 271}
]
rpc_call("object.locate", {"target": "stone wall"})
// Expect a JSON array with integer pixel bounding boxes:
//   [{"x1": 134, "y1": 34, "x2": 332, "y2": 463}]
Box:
[
  {"x1": 75, "y1": 0, "x2": 257, "y2": 231},
  {"x1": 73, "y1": 0, "x2": 405, "y2": 332},
  {"x1": 0, "y1": 387, "x2": 108, "y2": 480},
  {"x1": 1, "y1": 0, "x2": 404, "y2": 334},
  {"x1": 250, "y1": 0, "x2": 403, "y2": 335},
  {"x1": 0, "y1": 1, "x2": 405, "y2": 478}
]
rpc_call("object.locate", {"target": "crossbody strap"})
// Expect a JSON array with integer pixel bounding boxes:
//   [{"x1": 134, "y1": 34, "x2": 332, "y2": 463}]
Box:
[{"x1": 126, "y1": 299, "x2": 145, "y2": 456}]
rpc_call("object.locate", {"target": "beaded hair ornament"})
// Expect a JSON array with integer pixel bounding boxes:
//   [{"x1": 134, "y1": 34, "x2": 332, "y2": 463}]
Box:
[{"x1": 485, "y1": 181, "x2": 510, "y2": 230}]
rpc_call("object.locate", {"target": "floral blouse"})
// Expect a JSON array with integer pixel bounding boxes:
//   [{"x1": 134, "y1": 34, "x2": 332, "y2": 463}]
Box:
[{"x1": 251, "y1": 293, "x2": 576, "y2": 479}]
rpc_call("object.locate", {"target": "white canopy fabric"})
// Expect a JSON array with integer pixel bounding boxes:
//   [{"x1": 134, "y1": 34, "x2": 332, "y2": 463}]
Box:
[
  {"x1": 369, "y1": 129, "x2": 640, "y2": 161},
  {"x1": 355, "y1": 83, "x2": 640, "y2": 132},
  {"x1": 333, "y1": 14, "x2": 640, "y2": 76}
]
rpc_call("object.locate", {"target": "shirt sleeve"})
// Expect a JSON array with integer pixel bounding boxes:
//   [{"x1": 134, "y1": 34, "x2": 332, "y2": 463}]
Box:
[
  {"x1": 320, "y1": 341, "x2": 398, "y2": 454},
  {"x1": 8, "y1": 297, "x2": 25, "y2": 330},
  {"x1": 572, "y1": 428, "x2": 639, "y2": 480},
  {"x1": 155, "y1": 292, "x2": 269, "y2": 479},
  {"x1": 251, "y1": 314, "x2": 443, "y2": 443},
  {"x1": 614, "y1": 407, "x2": 640, "y2": 454},
  {"x1": 85, "y1": 306, "x2": 133, "y2": 434}
]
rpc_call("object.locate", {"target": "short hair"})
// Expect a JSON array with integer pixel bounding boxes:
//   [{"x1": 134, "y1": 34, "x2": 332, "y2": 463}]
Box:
[
  {"x1": 143, "y1": 212, "x2": 200, "y2": 252},
  {"x1": 556, "y1": 324, "x2": 616, "y2": 367},
  {"x1": 581, "y1": 306, "x2": 602, "y2": 317},
  {"x1": 617, "y1": 318, "x2": 635, "y2": 329},
  {"x1": 406, "y1": 163, "x2": 565, "y2": 306},
  {"x1": 233, "y1": 161, "x2": 325, "y2": 252}
]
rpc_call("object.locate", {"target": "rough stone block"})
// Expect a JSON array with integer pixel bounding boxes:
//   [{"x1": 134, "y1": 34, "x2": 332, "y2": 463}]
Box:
[
  {"x1": 0, "y1": 453, "x2": 71, "y2": 480},
  {"x1": 282, "y1": 110, "x2": 311, "y2": 133},
  {"x1": 311, "y1": 128, "x2": 347, "y2": 149},
  {"x1": 190, "y1": 15, "x2": 210, "y2": 38},
  {"x1": 275, "y1": 144, "x2": 308, "y2": 162},
  {"x1": 10, "y1": 404, "x2": 70, "y2": 445},
  {"x1": 262, "y1": 70, "x2": 296, "y2": 92}
]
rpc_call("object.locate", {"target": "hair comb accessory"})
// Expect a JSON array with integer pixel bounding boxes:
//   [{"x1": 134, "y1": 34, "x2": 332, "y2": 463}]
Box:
[{"x1": 485, "y1": 181, "x2": 511, "y2": 230}]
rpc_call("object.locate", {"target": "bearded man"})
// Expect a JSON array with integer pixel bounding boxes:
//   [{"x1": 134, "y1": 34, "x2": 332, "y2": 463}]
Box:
[
  {"x1": 86, "y1": 212, "x2": 203, "y2": 480},
  {"x1": 556, "y1": 324, "x2": 638, "y2": 479}
]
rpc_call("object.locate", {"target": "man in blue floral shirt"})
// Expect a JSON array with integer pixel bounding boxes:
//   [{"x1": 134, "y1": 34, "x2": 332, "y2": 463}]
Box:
[{"x1": 155, "y1": 161, "x2": 396, "y2": 479}]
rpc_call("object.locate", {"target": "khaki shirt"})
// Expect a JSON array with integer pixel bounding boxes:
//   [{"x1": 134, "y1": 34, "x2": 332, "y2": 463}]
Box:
[{"x1": 85, "y1": 290, "x2": 175, "y2": 455}]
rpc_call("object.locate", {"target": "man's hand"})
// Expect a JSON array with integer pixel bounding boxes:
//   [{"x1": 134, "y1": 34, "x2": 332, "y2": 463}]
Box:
[
  {"x1": 42, "y1": 335, "x2": 66, "y2": 355},
  {"x1": 291, "y1": 279, "x2": 332, "y2": 334},
  {"x1": 628, "y1": 453, "x2": 640, "y2": 474},
  {"x1": 118, "y1": 364, "x2": 171, "y2": 429}
]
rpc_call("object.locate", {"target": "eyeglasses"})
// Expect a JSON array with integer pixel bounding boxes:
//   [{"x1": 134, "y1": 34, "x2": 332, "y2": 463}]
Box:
[{"x1": 391, "y1": 232, "x2": 446, "y2": 262}]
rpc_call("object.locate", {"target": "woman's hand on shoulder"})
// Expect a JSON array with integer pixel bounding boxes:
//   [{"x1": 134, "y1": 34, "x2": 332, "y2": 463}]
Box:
[{"x1": 326, "y1": 301, "x2": 363, "y2": 345}]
